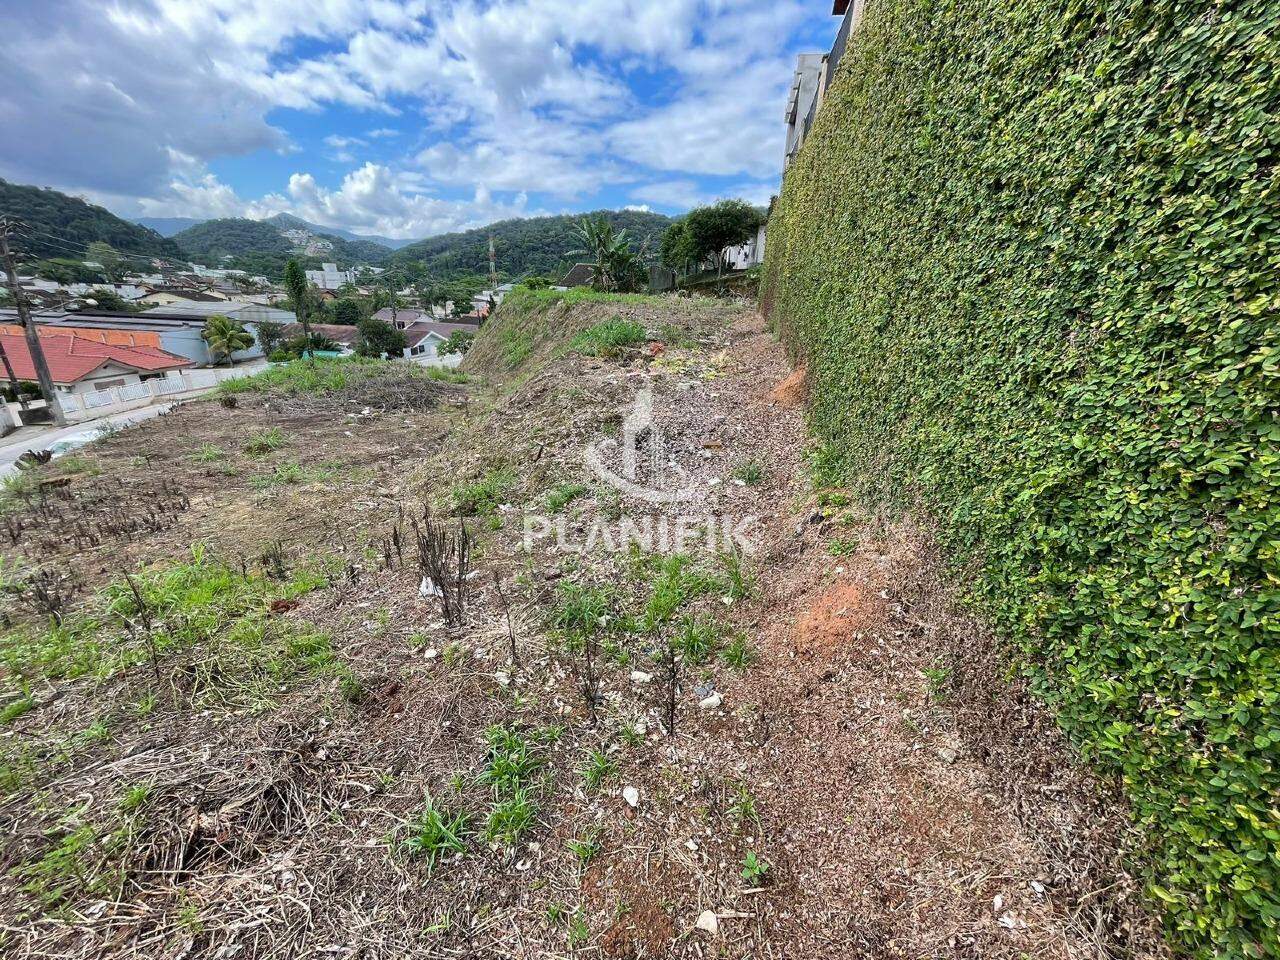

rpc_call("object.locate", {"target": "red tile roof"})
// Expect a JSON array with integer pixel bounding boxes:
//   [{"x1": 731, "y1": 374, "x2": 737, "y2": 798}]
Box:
[{"x1": 0, "y1": 333, "x2": 192, "y2": 385}]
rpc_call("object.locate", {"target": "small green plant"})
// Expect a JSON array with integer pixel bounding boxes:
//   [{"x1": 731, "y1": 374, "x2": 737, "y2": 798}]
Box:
[
  {"x1": 243, "y1": 427, "x2": 287, "y2": 455},
  {"x1": 567, "y1": 909, "x2": 591, "y2": 948},
  {"x1": 567, "y1": 828, "x2": 602, "y2": 867},
  {"x1": 718, "y1": 635, "x2": 756, "y2": 670},
  {"x1": 485, "y1": 789, "x2": 537, "y2": 847},
  {"x1": 727, "y1": 782, "x2": 760, "y2": 829},
  {"x1": 1, "y1": 696, "x2": 35, "y2": 725},
  {"x1": 119, "y1": 783, "x2": 151, "y2": 814},
  {"x1": 546, "y1": 482, "x2": 589, "y2": 513},
  {"x1": 741, "y1": 851, "x2": 771, "y2": 883},
  {"x1": 549, "y1": 582, "x2": 613, "y2": 643},
  {"x1": 719, "y1": 551, "x2": 753, "y2": 601},
  {"x1": 402, "y1": 796, "x2": 470, "y2": 871},
  {"x1": 451, "y1": 468, "x2": 515, "y2": 516},
  {"x1": 674, "y1": 616, "x2": 722, "y2": 664},
  {"x1": 478, "y1": 725, "x2": 542, "y2": 793},
  {"x1": 192, "y1": 443, "x2": 225, "y2": 463},
  {"x1": 568, "y1": 319, "x2": 647, "y2": 358},
  {"x1": 828, "y1": 537, "x2": 859, "y2": 558},
  {"x1": 922, "y1": 665, "x2": 950, "y2": 701},
  {"x1": 580, "y1": 748, "x2": 617, "y2": 790},
  {"x1": 639, "y1": 554, "x2": 723, "y2": 631},
  {"x1": 732, "y1": 460, "x2": 764, "y2": 485}
]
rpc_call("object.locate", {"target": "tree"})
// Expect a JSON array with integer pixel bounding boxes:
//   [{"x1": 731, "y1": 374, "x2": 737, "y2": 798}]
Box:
[
  {"x1": 332, "y1": 297, "x2": 362, "y2": 326},
  {"x1": 85, "y1": 241, "x2": 123, "y2": 281},
  {"x1": 439, "y1": 330, "x2": 476, "y2": 356},
  {"x1": 659, "y1": 221, "x2": 698, "y2": 274},
  {"x1": 202, "y1": 314, "x2": 255, "y2": 366},
  {"x1": 571, "y1": 215, "x2": 633, "y2": 291},
  {"x1": 283, "y1": 259, "x2": 313, "y2": 354},
  {"x1": 86, "y1": 288, "x2": 138, "y2": 312},
  {"x1": 682, "y1": 200, "x2": 763, "y2": 277},
  {"x1": 256, "y1": 319, "x2": 286, "y2": 355},
  {"x1": 356, "y1": 316, "x2": 407, "y2": 358}
]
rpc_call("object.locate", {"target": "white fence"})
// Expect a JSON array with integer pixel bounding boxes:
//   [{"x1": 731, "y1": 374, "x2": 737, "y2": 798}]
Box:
[{"x1": 51, "y1": 364, "x2": 265, "y2": 422}]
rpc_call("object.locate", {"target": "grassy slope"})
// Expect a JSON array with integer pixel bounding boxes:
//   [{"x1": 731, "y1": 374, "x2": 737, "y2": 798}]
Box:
[{"x1": 762, "y1": 1, "x2": 1279, "y2": 955}]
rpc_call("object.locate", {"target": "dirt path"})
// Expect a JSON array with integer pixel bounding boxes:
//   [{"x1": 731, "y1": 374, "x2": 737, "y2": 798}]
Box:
[{"x1": 624, "y1": 312, "x2": 1161, "y2": 958}]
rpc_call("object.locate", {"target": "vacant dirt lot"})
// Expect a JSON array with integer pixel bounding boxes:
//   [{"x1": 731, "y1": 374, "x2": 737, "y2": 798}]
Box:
[{"x1": 0, "y1": 298, "x2": 1163, "y2": 959}]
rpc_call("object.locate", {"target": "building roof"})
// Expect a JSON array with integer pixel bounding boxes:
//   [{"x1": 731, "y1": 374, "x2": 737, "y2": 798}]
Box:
[
  {"x1": 139, "y1": 301, "x2": 294, "y2": 323},
  {"x1": 402, "y1": 320, "x2": 481, "y2": 346},
  {"x1": 373, "y1": 307, "x2": 429, "y2": 324},
  {"x1": 833, "y1": 0, "x2": 850, "y2": 12},
  {"x1": 144, "y1": 287, "x2": 225, "y2": 302},
  {"x1": 559, "y1": 263, "x2": 595, "y2": 288},
  {"x1": 282, "y1": 322, "x2": 360, "y2": 347},
  {"x1": 0, "y1": 333, "x2": 192, "y2": 385}
]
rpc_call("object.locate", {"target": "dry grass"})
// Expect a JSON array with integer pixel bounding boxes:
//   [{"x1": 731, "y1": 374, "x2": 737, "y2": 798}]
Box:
[{"x1": 0, "y1": 311, "x2": 1164, "y2": 959}]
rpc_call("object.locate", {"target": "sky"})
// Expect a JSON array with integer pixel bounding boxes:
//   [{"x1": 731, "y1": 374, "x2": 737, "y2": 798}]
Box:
[{"x1": 0, "y1": 0, "x2": 840, "y2": 241}]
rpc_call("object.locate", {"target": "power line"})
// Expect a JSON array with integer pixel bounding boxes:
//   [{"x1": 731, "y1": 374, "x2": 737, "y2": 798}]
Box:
[{"x1": 9, "y1": 225, "x2": 195, "y2": 272}]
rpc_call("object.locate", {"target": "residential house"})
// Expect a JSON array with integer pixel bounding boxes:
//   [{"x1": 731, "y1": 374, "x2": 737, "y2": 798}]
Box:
[
  {"x1": 0, "y1": 332, "x2": 191, "y2": 399},
  {"x1": 722, "y1": 222, "x2": 769, "y2": 270},
  {"x1": 784, "y1": 2, "x2": 867, "y2": 169},
  {"x1": 373, "y1": 306, "x2": 472, "y2": 328},
  {"x1": 31, "y1": 300, "x2": 292, "y2": 366},
  {"x1": 137, "y1": 287, "x2": 229, "y2": 306},
  {"x1": 304, "y1": 262, "x2": 357, "y2": 290},
  {"x1": 401, "y1": 320, "x2": 474, "y2": 367}
]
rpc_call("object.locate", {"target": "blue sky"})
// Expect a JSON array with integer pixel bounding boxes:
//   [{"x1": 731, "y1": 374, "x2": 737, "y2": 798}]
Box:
[{"x1": 0, "y1": 1, "x2": 839, "y2": 240}]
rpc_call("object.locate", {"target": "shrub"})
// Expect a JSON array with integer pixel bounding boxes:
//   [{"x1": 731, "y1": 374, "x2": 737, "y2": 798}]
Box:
[{"x1": 763, "y1": 1, "x2": 1280, "y2": 954}]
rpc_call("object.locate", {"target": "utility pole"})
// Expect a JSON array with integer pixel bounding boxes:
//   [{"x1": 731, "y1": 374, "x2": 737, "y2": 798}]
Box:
[
  {"x1": 0, "y1": 335, "x2": 28, "y2": 414},
  {"x1": 0, "y1": 218, "x2": 66, "y2": 426},
  {"x1": 487, "y1": 234, "x2": 498, "y2": 323}
]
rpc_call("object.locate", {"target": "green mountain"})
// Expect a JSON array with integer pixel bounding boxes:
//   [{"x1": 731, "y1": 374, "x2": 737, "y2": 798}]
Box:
[
  {"x1": 0, "y1": 179, "x2": 183, "y2": 262},
  {"x1": 390, "y1": 210, "x2": 674, "y2": 279},
  {"x1": 172, "y1": 216, "x2": 393, "y2": 277},
  {"x1": 133, "y1": 216, "x2": 205, "y2": 237},
  {"x1": 262, "y1": 213, "x2": 413, "y2": 251}
]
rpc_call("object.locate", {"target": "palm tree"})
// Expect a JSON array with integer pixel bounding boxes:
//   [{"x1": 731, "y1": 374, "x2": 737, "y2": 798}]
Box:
[
  {"x1": 202, "y1": 314, "x2": 254, "y2": 367},
  {"x1": 283, "y1": 259, "x2": 312, "y2": 355}
]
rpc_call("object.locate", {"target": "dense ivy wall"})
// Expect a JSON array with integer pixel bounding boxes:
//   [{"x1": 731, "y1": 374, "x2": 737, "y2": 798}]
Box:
[{"x1": 762, "y1": 1, "x2": 1279, "y2": 955}]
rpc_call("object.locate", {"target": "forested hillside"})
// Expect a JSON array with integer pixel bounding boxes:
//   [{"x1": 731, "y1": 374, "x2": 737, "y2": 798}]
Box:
[
  {"x1": 0, "y1": 179, "x2": 182, "y2": 260},
  {"x1": 390, "y1": 210, "x2": 672, "y2": 278},
  {"x1": 173, "y1": 217, "x2": 392, "y2": 275},
  {"x1": 762, "y1": 1, "x2": 1278, "y2": 957}
]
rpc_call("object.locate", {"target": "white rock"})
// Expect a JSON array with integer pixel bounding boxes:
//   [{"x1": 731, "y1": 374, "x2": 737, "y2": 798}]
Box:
[
  {"x1": 494, "y1": 671, "x2": 511, "y2": 687},
  {"x1": 420, "y1": 576, "x2": 442, "y2": 598},
  {"x1": 623, "y1": 786, "x2": 640, "y2": 808},
  {"x1": 695, "y1": 910, "x2": 719, "y2": 936},
  {"x1": 630, "y1": 670, "x2": 653, "y2": 684},
  {"x1": 698, "y1": 691, "x2": 722, "y2": 710},
  {"x1": 424, "y1": 648, "x2": 438, "y2": 659}
]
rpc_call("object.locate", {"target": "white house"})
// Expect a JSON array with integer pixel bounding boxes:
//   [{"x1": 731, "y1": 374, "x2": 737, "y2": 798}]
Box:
[
  {"x1": 305, "y1": 263, "x2": 357, "y2": 290},
  {"x1": 722, "y1": 222, "x2": 768, "y2": 271},
  {"x1": 402, "y1": 320, "x2": 475, "y2": 367}
]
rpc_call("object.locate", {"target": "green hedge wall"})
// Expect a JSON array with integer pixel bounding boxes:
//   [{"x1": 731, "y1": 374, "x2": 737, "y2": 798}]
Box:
[{"x1": 763, "y1": 1, "x2": 1279, "y2": 955}]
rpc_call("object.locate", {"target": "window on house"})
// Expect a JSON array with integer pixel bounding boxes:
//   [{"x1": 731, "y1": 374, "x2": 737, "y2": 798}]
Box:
[{"x1": 93, "y1": 378, "x2": 128, "y2": 391}]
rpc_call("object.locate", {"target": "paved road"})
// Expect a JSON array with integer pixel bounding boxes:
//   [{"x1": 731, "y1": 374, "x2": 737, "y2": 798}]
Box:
[{"x1": 0, "y1": 403, "x2": 176, "y2": 476}]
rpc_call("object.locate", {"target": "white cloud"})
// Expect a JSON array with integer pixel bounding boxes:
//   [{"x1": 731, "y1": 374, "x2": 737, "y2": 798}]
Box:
[
  {"x1": 623, "y1": 204, "x2": 652, "y2": 213},
  {"x1": 1, "y1": 0, "x2": 827, "y2": 237}
]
